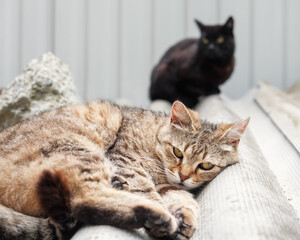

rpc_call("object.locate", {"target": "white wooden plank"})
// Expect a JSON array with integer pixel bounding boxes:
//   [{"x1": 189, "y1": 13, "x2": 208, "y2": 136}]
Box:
[
  {"x1": 153, "y1": 0, "x2": 186, "y2": 64},
  {"x1": 186, "y1": 0, "x2": 219, "y2": 37},
  {"x1": 86, "y1": 0, "x2": 119, "y2": 102},
  {"x1": 0, "y1": 0, "x2": 21, "y2": 88},
  {"x1": 286, "y1": 0, "x2": 300, "y2": 89},
  {"x1": 20, "y1": 0, "x2": 52, "y2": 69},
  {"x1": 219, "y1": 0, "x2": 252, "y2": 99},
  {"x1": 55, "y1": 0, "x2": 86, "y2": 99},
  {"x1": 253, "y1": 0, "x2": 285, "y2": 89},
  {"x1": 120, "y1": 0, "x2": 152, "y2": 107},
  {"x1": 255, "y1": 81, "x2": 300, "y2": 154}
]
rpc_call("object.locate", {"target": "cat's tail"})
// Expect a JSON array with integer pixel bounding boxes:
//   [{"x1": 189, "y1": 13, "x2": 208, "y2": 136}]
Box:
[
  {"x1": 0, "y1": 169, "x2": 81, "y2": 240},
  {"x1": 0, "y1": 203, "x2": 80, "y2": 240}
]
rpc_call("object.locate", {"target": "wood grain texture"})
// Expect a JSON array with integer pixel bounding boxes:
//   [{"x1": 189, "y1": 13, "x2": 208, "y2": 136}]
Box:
[
  {"x1": 55, "y1": 0, "x2": 87, "y2": 98},
  {"x1": 153, "y1": 0, "x2": 186, "y2": 64},
  {"x1": 0, "y1": 0, "x2": 21, "y2": 88},
  {"x1": 120, "y1": 0, "x2": 152, "y2": 106},
  {"x1": 86, "y1": 0, "x2": 120, "y2": 102},
  {"x1": 253, "y1": 0, "x2": 285, "y2": 89},
  {"x1": 286, "y1": 0, "x2": 300, "y2": 88},
  {"x1": 219, "y1": 0, "x2": 252, "y2": 98},
  {"x1": 20, "y1": 0, "x2": 53, "y2": 68}
]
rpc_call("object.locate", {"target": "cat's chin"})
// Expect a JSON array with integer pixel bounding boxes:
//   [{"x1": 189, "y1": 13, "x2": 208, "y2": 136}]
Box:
[
  {"x1": 168, "y1": 181, "x2": 194, "y2": 190},
  {"x1": 174, "y1": 183, "x2": 190, "y2": 190},
  {"x1": 166, "y1": 174, "x2": 198, "y2": 190},
  {"x1": 170, "y1": 181, "x2": 204, "y2": 191}
]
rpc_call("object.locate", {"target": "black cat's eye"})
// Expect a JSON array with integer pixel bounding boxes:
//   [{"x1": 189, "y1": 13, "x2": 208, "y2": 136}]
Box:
[
  {"x1": 173, "y1": 147, "x2": 183, "y2": 159},
  {"x1": 198, "y1": 162, "x2": 214, "y2": 171},
  {"x1": 216, "y1": 36, "x2": 224, "y2": 44},
  {"x1": 202, "y1": 38, "x2": 209, "y2": 44}
]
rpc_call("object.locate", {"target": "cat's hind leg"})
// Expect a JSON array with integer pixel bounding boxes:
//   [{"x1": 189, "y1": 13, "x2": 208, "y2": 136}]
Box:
[
  {"x1": 71, "y1": 186, "x2": 178, "y2": 237},
  {"x1": 37, "y1": 169, "x2": 178, "y2": 238}
]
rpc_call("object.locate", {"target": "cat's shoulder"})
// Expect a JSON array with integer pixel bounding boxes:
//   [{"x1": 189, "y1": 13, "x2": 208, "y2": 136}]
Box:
[
  {"x1": 172, "y1": 38, "x2": 198, "y2": 50},
  {"x1": 159, "y1": 38, "x2": 198, "y2": 63}
]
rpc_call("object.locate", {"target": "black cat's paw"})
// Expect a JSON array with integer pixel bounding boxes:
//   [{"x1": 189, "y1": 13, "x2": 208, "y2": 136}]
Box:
[
  {"x1": 111, "y1": 176, "x2": 130, "y2": 191},
  {"x1": 134, "y1": 206, "x2": 177, "y2": 238}
]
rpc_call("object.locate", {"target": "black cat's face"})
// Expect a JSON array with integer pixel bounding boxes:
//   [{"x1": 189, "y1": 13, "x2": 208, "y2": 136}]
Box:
[{"x1": 195, "y1": 17, "x2": 235, "y2": 61}]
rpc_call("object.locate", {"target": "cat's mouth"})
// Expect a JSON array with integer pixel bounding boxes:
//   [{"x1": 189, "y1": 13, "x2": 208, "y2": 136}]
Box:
[
  {"x1": 174, "y1": 182, "x2": 190, "y2": 190},
  {"x1": 166, "y1": 171, "x2": 193, "y2": 190},
  {"x1": 176, "y1": 182, "x2": 185, "y2": 188}
]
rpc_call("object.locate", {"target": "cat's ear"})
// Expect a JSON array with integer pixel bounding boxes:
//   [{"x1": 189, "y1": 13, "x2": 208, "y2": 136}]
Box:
[
  {"x1": 170, "y1": 101, "x2": 193, "y2": 128},
  {"x1": 224, "y1": 16, "x2": 234, "y2": 31},
  {"x1": 221, "y1": 118, "x2": 250, "y2": 147},
  {"x1": 195, "y1": 19, "x2": 205, "y2": 32}
]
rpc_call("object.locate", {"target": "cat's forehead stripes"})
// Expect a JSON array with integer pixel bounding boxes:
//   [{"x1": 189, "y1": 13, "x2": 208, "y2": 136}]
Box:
[
  {"x1": 182, "y1": 120, "x2": 219, "y2": 156},
  {"x1": 175, "y1": 120, "x2": 219, "y2": 155},
  {"x1": 183, "y1": 141, "x2": 197, "y2": 152},
  {"x1": 200, "y1": 120, "x2": 218, "y2": 132},
  {"x1": 193, "y1": 144, "x2": 208, "y2": 157},
  {"x1": 195, "y1": 121, "x2": 217, "y2": 141}
]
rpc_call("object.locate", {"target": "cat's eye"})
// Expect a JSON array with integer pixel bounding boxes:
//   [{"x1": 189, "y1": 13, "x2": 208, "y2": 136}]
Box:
[
  {"x1": 198, "y1": 162, "x2": 214, "y2": 171},
  {"x1": 173, "y1": 147, "x2": 183, "y2": 159},
  {"x1": 202, "y1": 38, "x2": 209, "y2": 44},
  {"x1": 216, "y1": 36, "x2": 224, "y2": 44}
]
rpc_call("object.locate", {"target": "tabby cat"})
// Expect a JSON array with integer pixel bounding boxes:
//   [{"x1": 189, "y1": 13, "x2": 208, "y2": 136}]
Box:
[
  {"x1": 150, "y1": 17, "x2": 235, "y2": 108},
  {"x1": 0, "y1": 100, "x2": 249, "y2": 240}
]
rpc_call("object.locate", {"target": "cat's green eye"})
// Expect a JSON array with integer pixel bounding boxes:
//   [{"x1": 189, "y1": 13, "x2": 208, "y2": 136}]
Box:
[
  {"x1": 202, "y1": 38, "x2": 209, "y2": 44},
  {"x1": 173, "y1": 147, "x2": 183, "y2": 159},
  {"x1": 198, "y1": 162, "x2": 214, "y2": 171},
  {"x1": 216, "y1": 36, "x2": 224, "y2": 44}
]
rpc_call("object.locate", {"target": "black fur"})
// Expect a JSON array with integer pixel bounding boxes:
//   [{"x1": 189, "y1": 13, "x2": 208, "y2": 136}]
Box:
[
  {"x1": 72, "y1": 203, "x2": 143, "y2": 229},
  {"x1": 150, "y1": 17, "x2": 235, "y2": 108},
  {"x1": 36, "y1": 170, "x2": 79, "y2": 239}
]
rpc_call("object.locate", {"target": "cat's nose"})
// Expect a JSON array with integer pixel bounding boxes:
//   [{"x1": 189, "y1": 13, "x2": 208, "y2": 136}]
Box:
[{"x1": 179, "y1": 172, "x2": 189, "y2": 182}]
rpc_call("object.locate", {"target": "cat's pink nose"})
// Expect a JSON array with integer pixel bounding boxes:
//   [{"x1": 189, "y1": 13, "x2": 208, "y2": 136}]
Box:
[{"x1": 179, "y1": 173, "x2": 189, "y2": 182}]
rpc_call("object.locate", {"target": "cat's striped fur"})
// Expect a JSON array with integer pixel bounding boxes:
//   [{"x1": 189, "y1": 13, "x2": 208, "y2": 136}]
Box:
[{"x1": 0, "y1": 100, "x2": 249, "y2": 240}]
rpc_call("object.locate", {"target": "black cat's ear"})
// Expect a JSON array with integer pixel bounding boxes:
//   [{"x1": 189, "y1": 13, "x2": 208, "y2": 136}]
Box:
[
  {"x1": 170, "y1": 101, "x2": 193, "y2": 128},
  {"x1": 195, "y1": 19, "x2": 204, "y2": 32},
  {"x1": 224, "y1": 16, "x2": 234, "y2": 31}
]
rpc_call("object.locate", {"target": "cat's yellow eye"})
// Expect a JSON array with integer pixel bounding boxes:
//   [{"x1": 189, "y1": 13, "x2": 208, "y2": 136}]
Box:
[
  {"x1": 198, "y1": 162, "x2": 214, "y2": 171},
  {"x1": 216, "y1": 36, "x2": 224, "y2": 44},
  {"x1": 173, "y1": 147, "x2": 183, "y2": 159},
  {"x1": 202, "y1": 38, "x2": 209, "y2": 44}
]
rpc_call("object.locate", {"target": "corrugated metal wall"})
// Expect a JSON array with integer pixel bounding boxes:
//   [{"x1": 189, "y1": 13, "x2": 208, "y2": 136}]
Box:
[{"x1": 1, "y1": 0, "x2": 300, "y2": 107}]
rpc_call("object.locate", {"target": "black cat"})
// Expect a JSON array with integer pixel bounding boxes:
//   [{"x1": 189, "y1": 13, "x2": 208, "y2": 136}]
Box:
[{"x1": 150, "y1": 17, "x2": 235, "y2": 108}]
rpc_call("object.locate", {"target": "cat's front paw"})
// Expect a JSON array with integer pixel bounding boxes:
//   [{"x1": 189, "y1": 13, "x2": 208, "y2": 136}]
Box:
[
  {"x1": 170, "y1": 208, "x2": 197, "y2": 240},
  {"x1": 134, "y1": 206, "x2": 177, "y2": 238}
]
